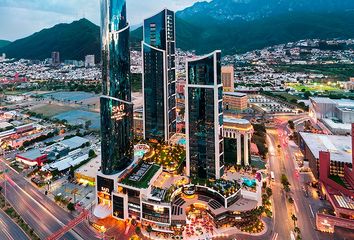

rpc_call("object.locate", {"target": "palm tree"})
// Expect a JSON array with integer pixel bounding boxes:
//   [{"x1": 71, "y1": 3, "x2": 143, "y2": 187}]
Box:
[
  {"x1": 291, "y1": 214, "x2": 298, "y2": 227},
  {"x1": 146, "y1": 225, "x2": 152, "y2": 238}
]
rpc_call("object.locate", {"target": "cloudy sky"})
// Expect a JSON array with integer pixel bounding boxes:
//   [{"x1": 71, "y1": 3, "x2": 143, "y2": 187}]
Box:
[{"x1": 0, "y1": 0, "x2": 201, "y2": 41}]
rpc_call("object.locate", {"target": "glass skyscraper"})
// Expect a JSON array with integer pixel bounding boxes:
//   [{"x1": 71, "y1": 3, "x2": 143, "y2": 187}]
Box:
[
  {"x1": 100, "y1": 0, "x2": 133, "y2": 175},
  {"x1": 186, "y1": 51, "x2": 224, "y2": 180},
  {"x1": 142, "y1": 9, "x2": 177, "y2": 142}
]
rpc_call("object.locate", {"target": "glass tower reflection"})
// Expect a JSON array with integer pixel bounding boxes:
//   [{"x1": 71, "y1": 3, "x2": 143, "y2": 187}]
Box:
[
  {"x1": 186, "y1": 51, "x2": 224, "y2": 180},
  {"x1": 100, "y1": 0, "x2": 133, "y2": 175},
  {"x1": 143, "y1": 9, "x2": 176, "y2": 142}
]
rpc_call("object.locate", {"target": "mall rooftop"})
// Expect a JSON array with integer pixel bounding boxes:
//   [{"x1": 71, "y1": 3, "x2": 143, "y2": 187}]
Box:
[{"x1": 300, "y1": 132, "x2": 352, "y2": 164}]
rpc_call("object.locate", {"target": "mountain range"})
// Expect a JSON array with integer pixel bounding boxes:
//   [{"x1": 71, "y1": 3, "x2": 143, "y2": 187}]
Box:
[
  {"x1": 0, "y1": 19, "x2": 100, "y2": 61},
  {"x1": 1, "y1": 0, "x2": 354, "y2": 60}
]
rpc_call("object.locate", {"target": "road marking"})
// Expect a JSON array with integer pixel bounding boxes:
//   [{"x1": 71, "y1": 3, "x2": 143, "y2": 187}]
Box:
[
  {"x1": 272, "y1": 232, "x2": 278, "y2": 240},
  {"x1": 0, "y1": 160, "x2": 19, "y2": 174},
  {"x1": 309, "y1": 204, "x2": 314, "y2": 218},
  {"x1": 5, "y1": 176, "x2": 83, "y2": 240},
  {"x1": 294, "y1": 201, "x2": 299, "y2": 213}
]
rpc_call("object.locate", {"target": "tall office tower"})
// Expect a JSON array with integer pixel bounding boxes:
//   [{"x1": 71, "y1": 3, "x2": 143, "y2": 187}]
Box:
[
  {"x1": 142, "y1": 9, "x2": 177, "y2": 142},
  {"x1": 100, "y1": 0, "x2": 133, "y2": 175},
  {"x1": 222, "y1": 66, "x2": 234, "y2": 92},
  {"x1": 186, "y1": 50, "x2": 224, "y2": 180},
  {"x1": 51, "y1": 51, "x2": 60, "y2": 66}
]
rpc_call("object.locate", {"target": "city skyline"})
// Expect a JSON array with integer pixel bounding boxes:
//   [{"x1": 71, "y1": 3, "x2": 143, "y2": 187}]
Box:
[
  {"x1": 1, "y1": 1, "x2": 354, "y2": 240},
  {"x1": 0, "y1": 0, "x2": 200, "y2": 41}
]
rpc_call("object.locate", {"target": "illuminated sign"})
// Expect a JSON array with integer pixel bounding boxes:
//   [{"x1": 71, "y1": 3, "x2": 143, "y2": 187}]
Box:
[
  {"x1": 111, "y1": 104, "x2": 126, "y2": 120},
  {"x1": 97, "y1": 176, "x2": 114, "y2": 195}
]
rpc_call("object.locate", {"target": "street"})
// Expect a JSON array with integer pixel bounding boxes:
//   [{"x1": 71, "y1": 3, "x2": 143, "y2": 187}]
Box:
[
  {"x1": 0, "y1": 209, "x2": 29, "y2": 240},
  {"x1": 267, "y1": 116, "x2": 331, "y2": 240},
  {"x1": 1, "y1": 159, "x2": 100, "y2": 240}
]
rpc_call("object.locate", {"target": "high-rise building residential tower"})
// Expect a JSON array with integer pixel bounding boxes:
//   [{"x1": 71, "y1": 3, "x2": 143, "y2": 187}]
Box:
[
  {"x1": 51, "y1": 51, "x2": 60, "y2": 66},
  {"x1": 186, "y1": 50, "x2": 224, "y2": 180},
  {"x1": 142, "y1": 9, "x2": 177, "y2": 142},
  {"x1": 100, "y1": 0, "x2": 133, "y2": 175}
]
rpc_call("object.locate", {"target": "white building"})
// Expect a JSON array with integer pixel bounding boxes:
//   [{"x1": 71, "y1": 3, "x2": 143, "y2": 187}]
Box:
[{"x1": 85, "y1": 55, "x2": 95, "y2": 68}]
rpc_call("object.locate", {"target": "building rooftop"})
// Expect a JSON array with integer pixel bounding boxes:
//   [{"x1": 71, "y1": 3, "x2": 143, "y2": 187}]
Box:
[
  {"x1": 299, "y1": 132, "x2": 352, "y2": 164},
  {"x1": 75, "y1": 154, "x2": 101, "y2": 180},
  {"x1": 223, "y1": 117, "x2": 253, "y2": 131},
  {"x1": 17, "y1": 149, "x2": 44, "y2": 161},
  {"x1": 120, "y1": 162, "x2": 161, "y2": 189},
  {"x1": 310, "y1": 97, "x2": 336, "y2": 104},
  {"x1": 61, "y1": 136, "x2": 89, "y2": 150},
  {"x1": 0, "y1": 122, "x2": 12, "y2": 130},
  {"x1": 223, "y1": 92, "x2": 247, "y2": 97}
]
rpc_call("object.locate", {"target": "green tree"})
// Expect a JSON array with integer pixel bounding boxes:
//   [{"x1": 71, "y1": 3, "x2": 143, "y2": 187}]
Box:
[
  {"x1": 67, "y1": 202, "x2": 75, "y2": 212},
  {"x1": 266, "y1": 187, "x2": 272, "y2": 197},
  {"x1": 135, "y1": 226, "x2": 141, "y2": 235},
  {"x1": 146, "y1": 225, "x2": 152, "y2": 238},
  {"x1": 89, "y1": 149, "x2": 96, "y2": 158},
  {"x1": 291, "y1": 214, "x2": 298, "y2": 227},
  {"x1": 288, "y1": 120, "x2": 295, "y2": 130}
]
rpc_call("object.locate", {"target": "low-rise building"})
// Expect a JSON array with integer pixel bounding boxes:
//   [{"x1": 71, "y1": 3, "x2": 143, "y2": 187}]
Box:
[
  {"x1": 16, "y1": 149, "x2": 47, "y2": 166},
  {"x1": 298, "y1": 132, "x2": 352, "y2": 178},
  {"x1": 223, "y1": 92, "x2": 248, "y2": 111}
]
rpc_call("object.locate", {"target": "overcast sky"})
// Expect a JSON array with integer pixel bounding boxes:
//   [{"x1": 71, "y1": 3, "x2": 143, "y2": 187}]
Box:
[{"x1": 0, "y1": 0, "x2": 201, "y2": 41}]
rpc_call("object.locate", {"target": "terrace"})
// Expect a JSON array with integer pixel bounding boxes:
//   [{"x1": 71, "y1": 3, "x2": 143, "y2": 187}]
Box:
[
  {"x1": 120, "y1": 162, "x2": 161, "y2": 189},
  {"x1": 143, "y1": 142, "x2": 185, "y2": 172}
]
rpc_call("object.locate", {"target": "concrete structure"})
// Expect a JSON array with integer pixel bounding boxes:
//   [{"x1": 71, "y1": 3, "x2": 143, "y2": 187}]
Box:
[
  {"x1": 342, "y1": 78, "x2": 354, "y2": 91},
  {"x1": 223, "y1": 117, "x2": 253, "y2": 166},
  {"x1": 223, "y1": 92, "x2": 248, "y2": 111},
  {"x1": 309, "y1": 97, "x2": 354, "y2": 134},
  {"x1": 51, "y1": 52, "x2": 60, "y2": 66},
  {"x1": 85, "y1": 55, "x2": 95, "y2": 67},
  {"x1": 133, "y1": 107, "x2": 144, "y2": 137},
  {"x1": 316, "y1": 124, "x2": 354, "y2": 233},
  {"x1": 16, "y1": 149, "x2": 47, "y2": 166},
  {"x1": 222, "y1": 66, "x2": 234, "y2": 92},
  {"x1": 299, "y1": 132, "x2": 352, "y2": 178}
]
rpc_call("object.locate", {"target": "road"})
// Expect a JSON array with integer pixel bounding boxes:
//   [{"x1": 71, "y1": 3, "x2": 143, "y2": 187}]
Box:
[
  {"x1": 267, "y1": 116, "x2": 330, "y2": 240},
  {"x1": 1, "y1": 159, "x2": 100, "y2": 240},
  {"x1": 267, "y1": 131, "x2": 292, "y2": 240},
  {"x1": 0, "y1": 209, "x2": 29, "y2": 240}
]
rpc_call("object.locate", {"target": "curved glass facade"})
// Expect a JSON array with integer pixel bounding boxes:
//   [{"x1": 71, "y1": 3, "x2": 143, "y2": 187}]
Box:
[
  {"x1": 143, "y1": 9, "x2": 176, "y2": 141},
  {"x1": 100, "y1": 0, "x2": 133, "y2": 175},
  {"x1": 187, "y1": 51, "x2": 224, "y2": 180}
]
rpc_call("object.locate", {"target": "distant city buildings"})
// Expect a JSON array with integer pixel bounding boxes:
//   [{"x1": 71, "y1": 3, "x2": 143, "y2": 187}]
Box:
[
  {"x1": 309, "y1": 97, "x2": 354, "y2": 135},
  {"x1": 186, "y1": 50, "x2": 224, "y2": 180},
  {"x1": 142, "y1": 9, "x2": 176, "y2": 142},
  {"x1": 85, "y1": 55, "x2": 95, "y2": 67},
  {"x1": 51, "y1": 51, "x2": 60, "y2": 66},
  {"x1": 223, "y1": 92, "x2": 248, "y2": 111},
  {"x1": 222, "y1": 65, "x2": 234, "y2": 92}
]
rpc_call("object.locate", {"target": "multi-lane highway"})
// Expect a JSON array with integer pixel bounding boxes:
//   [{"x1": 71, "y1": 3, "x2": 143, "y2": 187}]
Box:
[
  {"x1": 267, "y1": 116, "x2": 331, "y2": 240},
  {"x1": 1, "y1": 159, "x2": 100, "y2": 240},
  {"x1": 0, "y1": 209, "x2": 29, "y2": 240}
]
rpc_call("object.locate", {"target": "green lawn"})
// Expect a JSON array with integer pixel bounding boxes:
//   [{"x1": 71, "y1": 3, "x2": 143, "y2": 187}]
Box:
[
  {"x1": 291, "y1": 84, "x2": 341, "y2": 92},
  {"x1": 121, "y1": 164, "x2": 160, "y2": 189},
  {"x1": 272, "y1": 92, "x2": 303, "y2": 101}
]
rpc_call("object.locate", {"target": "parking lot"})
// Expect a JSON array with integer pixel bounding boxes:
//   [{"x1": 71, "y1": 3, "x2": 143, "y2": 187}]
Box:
[{"x1": 51, "y1": 178, "x2": 95, "y2": 209}]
